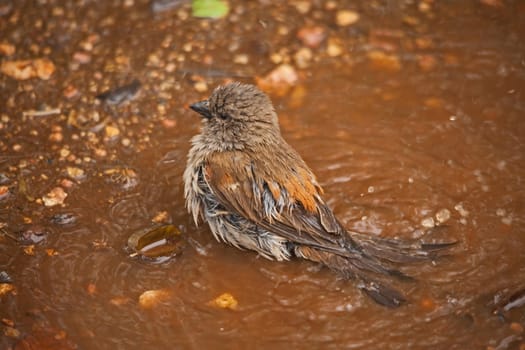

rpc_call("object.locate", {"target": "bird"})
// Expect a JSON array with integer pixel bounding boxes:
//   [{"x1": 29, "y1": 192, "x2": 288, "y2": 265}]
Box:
[{"x1": 184, "y1": 82, "x2": 450, "y2": 307}]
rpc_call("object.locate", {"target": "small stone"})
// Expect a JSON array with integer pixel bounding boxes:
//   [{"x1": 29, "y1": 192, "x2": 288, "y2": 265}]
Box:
[
  {"x1": 139, "y1": 289, "x2": 171, "y2": 309},
  {"x1": 73, "y1": 51, "x2": 91, "y2": 64},
  {"x1": 63, "y1": 84, "x2": 79, "y2": 99},
  {"x1": 165, "y1": 62, "x2": 176, "y2": 72},
  {"x1": 152, "y1": 211, "x2": 170, "y2": 223},
  {"x1": 421, "y1": 217, "x2": 435, "y2": 228},
  {"x1": 336, "y1": 10, "x2": 360, "y2": 27},
  {"x1": 49, "y1": 131, "x2": 63, "y2": 142},
  {"x1": 368, "y1": 51, "x2": 401, "y2": 72},
  {"x1": 325, "y1": 1, "x2": 337, "y2": 10},
  {"x1": 327, "y1": 38, "x2": 343, "y2": 57},
  {"x1": 454, "y1": 203, "x2": 469, "y2": 217},
  {"x1": 208, "y1": 292, "x2": 238, "y2": 310},
  {"x1": 121, "y1": 138, "x2": 131, "y2": 147},
  {"x1": 3, "y1": 326, "x2": 20, "y2": 339},
  {"x1": 194, "y1": 81, "x2": 208, "y2": 93},
  {"x1": 105, "y1": 125, "x2": 120, "y2": 139},
  {"x1": 496, "y1": 208, "x2": 506, "y2": 216},
  {"x1": 297, "y1": 26, "x2": 326, "y2": 48},
  {"x1": 23, "y1": 245, "x2": 35, "y2": 256},
  {"x1": 66, "y1": 167, "x2": 86, "y2": 181},
  {"x1": 256, "y1": 64, "x2": 298, "y2": 96},
  {"x1": 0, "y1": 42, "x2": 15, "y2": 56},
  {"x1": 501, "y1": 217, "x2": 512, "y2": 226},
  {"x1": 0, "y1": 284, "x2": 15, "y2": 297},
  {"x1": 270, "y1": 53, "x2": 284, "y2": 64},
  {"x1": 161, "y1": 118, "x2": 177, "y2": 128},
  {"x1": 59, "y1": 148, "x2": 70, "y2": 158},
  {"x1": 277, "y1": 25, "x2": 289, "y2": 36},
  {"x1": 418, "y1": 1, "x2": 431, "y2": 12},
  {"x1": 0, "y1": 186, "x2": 9, "y2": 200},
  {"x1": 293, "y1": 47, "x2": 313, "y2": 69},
  {"x1": 50, "y1": 213, "x2": 78, "y2": 225},
  {"x1": 510, "y1": 322, "x2": 523, "y2": 334},
  {"x1": 42, "y1": 187, "x2": 67, "y2": 207},
  {"x1": 418, "y1": 54, "x2": 437, "y2": 71},
  {"x1": 435, "y1": 209, "x2": 451, "y2": 224},
  {"x1": 292, "y1": 1, "x2": 311, "y2": 14},
  {"x1": 233, "y1": 54, "x2": 249, "y2": 65}
]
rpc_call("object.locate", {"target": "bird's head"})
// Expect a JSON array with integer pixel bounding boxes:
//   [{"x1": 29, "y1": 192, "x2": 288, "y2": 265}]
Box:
[{"x1": 189, "y1": 82, "x2": 281, "y2": 151}]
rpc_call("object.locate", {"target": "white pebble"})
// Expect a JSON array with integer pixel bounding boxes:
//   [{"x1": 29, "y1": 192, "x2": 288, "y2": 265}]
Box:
[
  {"x1": 501, "y1": 217, "x2": 512, "y2": 225},
  {"x1": 421, "y1": 217, "x2": 435, "y2": 228},
  {"x1": 435, "y1": 208, "x2": 451, "y2": 224},
  {"x1": 454, "y1": 203, "x2": 469, "y2": 217}
]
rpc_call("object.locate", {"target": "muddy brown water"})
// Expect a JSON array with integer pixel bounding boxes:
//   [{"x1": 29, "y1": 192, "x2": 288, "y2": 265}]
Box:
[{"x1": 1, "y1": 1, "x2": 524, "y2": 349}]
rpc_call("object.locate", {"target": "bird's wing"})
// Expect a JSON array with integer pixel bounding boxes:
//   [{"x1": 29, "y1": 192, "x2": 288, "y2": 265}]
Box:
[{"x1": 202, "y1": 149, "x2": 353, "y2": 250}]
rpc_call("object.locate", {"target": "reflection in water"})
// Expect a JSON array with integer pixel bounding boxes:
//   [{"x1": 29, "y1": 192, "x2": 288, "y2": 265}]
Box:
[{"x1": 0, "y1": 0, "x2": 524, "y2": 349}]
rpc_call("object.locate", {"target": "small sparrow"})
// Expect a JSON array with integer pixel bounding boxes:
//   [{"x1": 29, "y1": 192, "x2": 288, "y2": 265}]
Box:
[{"x1": 184, "y1": 82, "x2": 448, "y2": 307}]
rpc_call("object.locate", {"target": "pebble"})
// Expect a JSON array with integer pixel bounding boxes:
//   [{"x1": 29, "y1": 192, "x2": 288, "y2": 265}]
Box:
[
  {"x1": 292, "y1": 1, "x2": 311, "y2": 14},
  {"x1": 293, "y1": 47, "x2": 313, "y2": 69},
  {"x1": 421, "y1": 217, "x2": 435, "y2": 228},
  {"x1": 327, "y1": 38, "x2": 343, "y2": 57},
  {"x1": 42, "y1": 187, "x2": 67, "y2": 207},
  {"x1": 336, "y1": 10, "x2": 360, "y2": 27},
  {"x1": 0, "y1": 186, "x2": 9, "y2": 200},
  {"x1": 73, "y1": 51, "x2": 91, "y2": 64},
  {"x1": 270, "y1": 53, "x2": 284, "y2": 64},
  {"x1": 139, "y1": 289, "x2": 171, "y2": 309},
  {"x1": 325, "y1": 1, "x2": 337, "y2": 10},
  {"x1": 194, "y1": 81, "x2": 208, "y2": 92},
  {"x1": 66, "y1": 166, "x2": 86, "y2": 181},
  {"x1": 105, "y1": 125, "x2": 120, "y2": 139},
  {"x1": 233, "y1": 54, "x2": 249, "y2": 65},
  {"x1": 297, "y1": 26, "x2": 326, "y2": 48},
  {"x1": 1, "y1": 58, "x2": 56, "y2": 80},
  {"x1": 435, "y1": 208, "x2": 451, "y2": 224},
  {"x1": 368, "y1": 51, "x2": 401, "y2": 72},
  {"x1": 454, "y1": 203, "x2": 469, "y2": 217},
  {"x1": 63, "y1": 84, "x2": 79, "y2": 99},
  {"x1": 501, "y1": 217, "x2": 512, "y2": 225},
  {"x1": 50, "y1": 212, "x2": 78, "y2": 226},
  {"x1": 59, "y1": 148, "x2": 70, "y2": 158},
  {"x1": 510, "y1": 322, "x2": 523, "y2": 334},
  {"x1": 0, "y1": 42, "x2": 15, "y2": 56}
]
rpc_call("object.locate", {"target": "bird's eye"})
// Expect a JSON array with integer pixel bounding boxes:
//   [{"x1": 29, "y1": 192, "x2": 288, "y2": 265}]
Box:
[{"x1": 218, "y1": 113, "x2": 229, "y2": 120}]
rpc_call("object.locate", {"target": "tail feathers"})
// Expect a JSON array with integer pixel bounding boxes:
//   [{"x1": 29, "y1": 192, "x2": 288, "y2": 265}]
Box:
[
  {"x1": 357, "y1": 277, "x2": 406, "y2": 308},
  {"x1": 294, "y1": 246, "x2": 410, "y2": 307},
  {"x1": 348, "y1": 230, "x2": 456, "y2": 264},
  {"x1": 294, "y1": 235, "x2": 454, "y2": 308}
]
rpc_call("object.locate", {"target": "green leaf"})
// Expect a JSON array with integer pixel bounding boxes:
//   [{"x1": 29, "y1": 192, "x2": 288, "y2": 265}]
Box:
[{"x1": 192, "y1": 0, "x2": 229, "y2": 19}]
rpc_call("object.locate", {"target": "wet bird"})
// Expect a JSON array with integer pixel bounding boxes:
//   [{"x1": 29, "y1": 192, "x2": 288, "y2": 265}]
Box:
[{"x1": 184, "y1": 82, "x2": 448, "y2": 307}]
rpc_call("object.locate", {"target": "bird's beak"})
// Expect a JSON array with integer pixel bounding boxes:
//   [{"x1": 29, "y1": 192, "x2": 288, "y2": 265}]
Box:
[{"x1": 189, "y1": 100, "x2": 212, "y2": 119}]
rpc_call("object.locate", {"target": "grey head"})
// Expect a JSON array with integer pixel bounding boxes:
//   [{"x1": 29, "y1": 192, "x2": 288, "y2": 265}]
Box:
[{"x1": 189, "y1": 82, "x2": 281, "y2": 151}]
